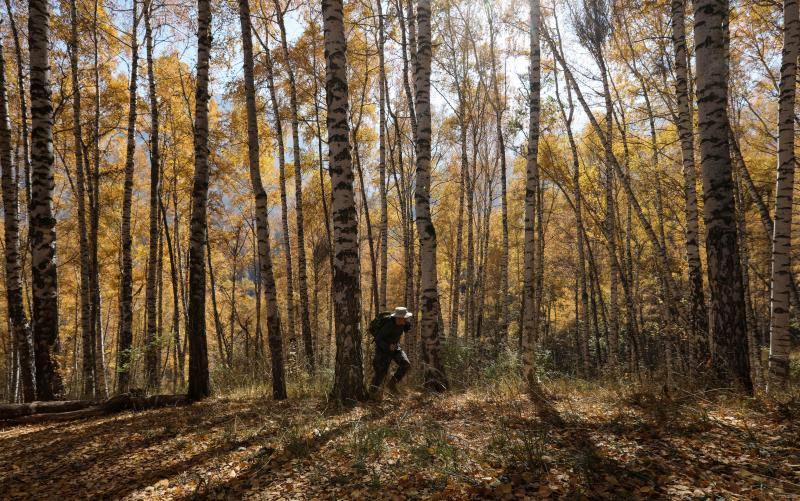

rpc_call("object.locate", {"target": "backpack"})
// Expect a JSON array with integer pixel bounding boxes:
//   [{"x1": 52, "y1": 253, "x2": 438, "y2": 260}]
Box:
[{"x1": 369, "y1": 312, "x2": 394, "y2": 340}]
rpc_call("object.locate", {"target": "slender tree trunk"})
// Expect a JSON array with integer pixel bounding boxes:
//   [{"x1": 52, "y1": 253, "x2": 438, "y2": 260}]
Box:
[
  {"x1": 449, "y1": 114, "x2": 466, "y2": 339},
  {"x1": 143, "y1": 0, "x2": 161, "y2": 391},
  {"x1": 413, "y1": 0, "x2": 447, "y2": 391},
  {"x1": 522, "y1": 0, "x2": 541, "y2": 388},
  {"x1": 324, "y1": 0, "x2": 366, "y2": 403},
  {"x1": 0, "y1": 39, "x2": 35, "y2": 402},
  {"x1": 117, "y1": 0, "x2": 139, "y2": 394},
  {"x1": 768, "y1": 0, "x2": 799, "y2": 390},
  {"x1": 309, "y1": 27, "x2": 335, "y2": 340},
  {"x1": 91, "y1": 0, "x2": 106, "y2": 398},
  {"x1": 555, "y1": 64, "x2": 590, "y2": 374},
  {"x1": 161, "y1": 199, "x2": 183, "y2": 389},
  {"x1": 671, "y1": 0, "x2": 709, "y2": 365},
  {"x1": 29, "y1": 0, "x2": 62, "y2": 400},
  {"x1": 597, "y1": 55, "x2": 620, "y2": 368},
  {"x1": 273, "y1": 0, "x2": 314, "y2": 375},
  {"x1": 260, "y1": 27, "x2": 297, "y2": 362},
  {"x1": 734, "y1": 167, "x2": 763, "y2": 388},
  {"x1": 464, "y1": 134, "x2": 475, "y2": 340},
  {"x1": 484, "y1": 15, "x2": 510, "y2": 347},
  {"x1": 3, "y1": 0, "x2": 30, "y2": 210},
  {"x1": 68, "y1": 0, "x2": 95, "y2": 399},
  {"x1": 693, "y1": 0, "x2": 752, "y2": 391},
  {"x1": 376, "y1": 0, "x2": 389, "y2": 311},
  {"x1": 206, "y1": 233, "x2": 227, "y2": 369},
  {"x1": 187, "y1": 0, "x2": 212, "y2": 401}
]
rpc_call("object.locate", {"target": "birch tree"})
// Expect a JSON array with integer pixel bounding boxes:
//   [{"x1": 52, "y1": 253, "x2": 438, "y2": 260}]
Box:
[
  {"x1": 187, "y1": 0, "x2": 213, "y2": 401},
  {"x1": 693, "y1": 0, "x2": 752, "y2": 391},
  {"x1": 670, "y1": 0, "x2": 709, "y2": 365},
  {"x1": 69, "y1": 0, "x2": 95, "y2": 398},
  {"x1": 415, "y1": 0, "x2": 447, "y2": 391},
  {"x1": 522, "y1": 0, "x2": 541, "y2": 389},
  {"x1": 238, "y1": 0, "x2": 287, "y2": 399},
  {"x1": 768, "y1": 0, "x2": 799, "y2": 390},
  {"x1": 117, "y1": 0, "x2": 139, "y2": 393},
  {"x1": 0, "y1": 38, "x2": 35, "y2": 402},
  {"x1": 29, "y1": 0, "x2": 62, "y2": 400},
  {"x1": 144, "y1": 0, "x2": 162, "y2": 391},
  {"x1": 273, "y1": 0, "x2": 314, "y2": 374},
  {"x1": 324, "y1": 0, "x2": 366, "y2": 403}
]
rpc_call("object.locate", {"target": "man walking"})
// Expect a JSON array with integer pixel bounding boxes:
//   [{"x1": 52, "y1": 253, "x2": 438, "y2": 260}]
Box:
[{"x1": 369, "y1": 306, "x2": 412, "y2": 398}]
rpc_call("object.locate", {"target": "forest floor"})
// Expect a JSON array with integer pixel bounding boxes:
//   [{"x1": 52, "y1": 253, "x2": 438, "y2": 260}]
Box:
[{"x1": 1, "y1": 380, "x2": 799, "y2": 500}]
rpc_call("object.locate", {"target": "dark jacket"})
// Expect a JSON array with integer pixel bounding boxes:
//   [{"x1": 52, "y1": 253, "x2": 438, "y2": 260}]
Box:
[{"x1": 374, "y1": 318, "x2": 412, "y2": 352}]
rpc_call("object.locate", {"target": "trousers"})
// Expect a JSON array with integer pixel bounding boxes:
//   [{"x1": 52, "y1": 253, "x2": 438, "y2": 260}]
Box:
[{"x1": 370, "y1": 347, "x2": 410, "y2": 388}]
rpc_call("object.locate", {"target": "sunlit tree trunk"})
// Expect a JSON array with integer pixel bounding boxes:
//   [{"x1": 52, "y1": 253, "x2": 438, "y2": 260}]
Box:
[
  {"x1": 144, "y1": 0, "x2": 162, "y2": 391},
  {"x1": 260, "y1": 26, "x2": 297, "y2": 363},
  {"x1": 309, "y1": 24, "x2": 335, "y2": 355},
  {"x1": 522, "y1": 0, "x2": 541, "y2": 388},
  {"x1": 206, "y1": 234, "x2": 228, "y2": 369},
  {"x1": 376, "y1": 0, "x2": 389, "y2": 312},
  {"x1": 91, "y1": 0, "x2": 107, "y2": 398},
  {"x1": 274, "y1": 0, "x2": 314, "y2": 374},
  {"x1": 3, "y1": 0, "x2": 29, "y2": 209},
  {"x1": 449, "y1": 111, "x2": 466, "y2": 340},
  {"x1": 693, "y1": 0, "x2": 752, "y2": 391},
  {"x1": 0, "y1": 39, "x2": 35, "y2": 402},
  {"x1": 325, "y1": 0, "x2": 366, "y2": 403},
  {"x1": 554, "y1": 63, "x2": 590, "y2": 374},
  {"x1": 414, "y1": 0, "x2": 447, "y2": 390},
  {"x1": 671, "y1": 0, "x2": 709, "y2": 365},
  {"x1": 187, "y1": 0, "x2": 212, "y2": 401},
  {"x1": 117, "y1": 0, "x2": 139, "y2": 394},
  {"x1": 161, "y1": 199, "x2": 183, "y2": 389},
  {"x1": 396, "y1": 0, "x2": 416, "y2": 317},
  {"x1": 29, "y1": 0, "x2": 62, "y2": 400},
  {"x1": 485, "y1": 11, "x2": 509, "y2": 347},
  {"x1": 68, "y1": 0, "x2": 95, "y2": 398},
  {"x1": 768, "y1": 0, "x2": 799, "y2": 390}
]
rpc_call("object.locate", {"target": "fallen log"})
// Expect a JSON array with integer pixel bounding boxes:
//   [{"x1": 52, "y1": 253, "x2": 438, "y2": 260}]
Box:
[
  {"x1": 0, "y1": 400, "x2": 96, "y2": 420},
  {"x1": 1, "y1": 394, "x2": 189, "y2": 425}
]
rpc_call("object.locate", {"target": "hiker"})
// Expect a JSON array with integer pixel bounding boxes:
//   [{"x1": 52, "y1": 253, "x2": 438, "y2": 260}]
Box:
[{"x1": 369, "y1": 306, "x2": 413, "y2": 397}]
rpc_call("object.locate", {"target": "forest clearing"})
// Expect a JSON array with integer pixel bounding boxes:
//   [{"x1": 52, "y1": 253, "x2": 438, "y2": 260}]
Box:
[{"x1": 3, "y1": 379, "x2": 800, "y2": 499}]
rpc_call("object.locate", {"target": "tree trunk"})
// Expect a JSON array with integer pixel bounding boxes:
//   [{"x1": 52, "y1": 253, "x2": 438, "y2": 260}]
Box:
[
  {"x1": 522, "y1": 0, "x2": 541, "y2": 389},
  {"x1": 161, "y1": 200, "x2": 183, "y2": 390},
  {"x1": 0, "y1": 39, "x2": 35, "y2": 402},
  {"x1": 143, "y1": 0, "x2": 161, "y2": 391},
  {"x1": 693, "y1": 0, "x2": 752, "y2": 391},
  {"x1": 413, "y1": 0, "x2": 447, "y2": 391},
  {"x1": 376, "y1": 0, "x2": 389, "y2": 312},
  {"x1": 324, "y1": 0, "x2": 366, "y2": 404},
  {"x1": 91, "y1": 0, "x2": 106, "y2": 399},
  {"x1": 768, "y1": 0, "x2": 799, "y2": 390},
  {"x1": 187, "y1": 0, "x2": 212, "y2": 401},
  {"x1": 69, "y1": 0, "x2": 95, "y2": 399},
  {"x1": 671, "y1": 0, "x2": 709, "y2": 365},
  {"x1": 260, "y1": 26, "x2": 297, "y2": 364},
  {"x1": 29, "y1": 0, "x2": 63, "y2": 400},
  {"x1": 484, "y1": 14, "x2": 509, "y2": 347},
  {"x1": 117, "y1": 0, "x2": 139, "y2": 394},
  {"x1": 206, "y1": 233, "x2": 228, "y2": 369},
  {"x1": 273, "y1": 0, "x2": 314, "y2": 375},
  {"x1": 449, "y1": 113, "x2": 466, "y2": 340},
  {"x1": 555, "y1": 63, "x2": 591, "y2": 374}
]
